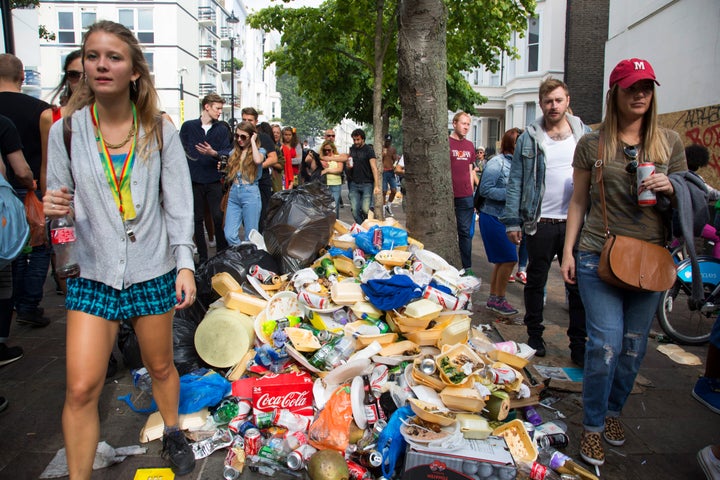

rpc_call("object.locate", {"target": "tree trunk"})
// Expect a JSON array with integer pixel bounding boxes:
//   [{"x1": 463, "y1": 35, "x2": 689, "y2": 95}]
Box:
[
  {"x1": 397, "y1": 0, "x2": 459, "y2": 266},
  {"x1": 372, "y1": 0, "x2": 386, "y2": 219}
]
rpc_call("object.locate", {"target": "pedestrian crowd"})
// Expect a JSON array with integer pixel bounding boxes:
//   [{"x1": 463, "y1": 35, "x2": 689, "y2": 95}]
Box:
[{"x1": 0, "y1": 19, "x2": 717, "y2": 479}]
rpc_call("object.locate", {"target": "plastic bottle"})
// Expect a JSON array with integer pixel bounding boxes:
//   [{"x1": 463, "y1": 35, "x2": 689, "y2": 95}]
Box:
[
  {"x1": 324, "y1": 335, "x2": 357, "y2": 369},
  {"x1": 213, "y1": 400, "x2": 240, "y2": 424},
  {"x1": 309, "y1": 336, "x2": 340, "y2": 370},
  {"x1": 537, "y1": 447, "x2": 599, "y2": 480},
  {"x1": 50, "y1": 214, "x2": 80, "y2": 278},
  {"x1": 131, "y1": 367, "x2": 152, "y2": 394},
  {"x1": 360, "y1": 313, "x2": 390, "y2": 333},
  {"x1": 523, "y1": 405, "x2": 544, "y2": 426}
]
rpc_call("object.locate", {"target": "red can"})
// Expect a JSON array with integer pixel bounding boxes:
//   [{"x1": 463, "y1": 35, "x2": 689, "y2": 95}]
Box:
[
  {"x1": 346, "y1": 460, "x2": 372, "y2": 479},
  {"x1": 243, "y1": 428, "x2": 262, "y2": 456},
  {"x1": 297, "y1": 290, "x2": 329, "y2": 309},
  {"x1": 372, "y1": 228, "x2": 383, "y2": 250},
  {"x1": 249, "y1": 264, "x2": 279, "y2": 284},
  {"x1": 637, "y1": 162, "x2": 657, "y2": 206},
  {"x1": 422, "y1": 285, "x2": 462, "y2": 310}
]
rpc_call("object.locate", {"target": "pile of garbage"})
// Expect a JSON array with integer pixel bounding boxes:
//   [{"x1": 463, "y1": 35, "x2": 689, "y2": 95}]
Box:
[{"x1": 122, "y1": 186, "x2": 597, "y2": 480}]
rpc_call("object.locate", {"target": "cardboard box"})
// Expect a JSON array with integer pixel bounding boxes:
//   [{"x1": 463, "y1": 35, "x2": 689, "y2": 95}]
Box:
[
  {"x1": 402, "y1": 437, "x2": 516, "y2": 480},
  {"x1": 252, "y1": 371, "x2": 314, "y2": 417}
]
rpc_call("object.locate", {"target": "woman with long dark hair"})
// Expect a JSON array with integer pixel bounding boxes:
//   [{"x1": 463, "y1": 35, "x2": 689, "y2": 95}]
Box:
[
  {"x1": 561, "y1": 58, "x2": 686, "y2": 466},
  {"x1": 43, "y1": 21, "x2": 196, "y2": 478},
  {"x1": 223, "y1": 121, "x2": 265, "y2": 243}
]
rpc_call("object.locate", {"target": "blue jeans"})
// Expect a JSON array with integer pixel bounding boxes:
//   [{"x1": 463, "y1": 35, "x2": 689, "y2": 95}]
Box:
[
  {"x1": 12, "y1": 189, "x2": 51, "y2": 315},
  {"x1": 224, "y1": 183, "x2": 261, "y2": 245},
  {"x1": 328, "y1": 184, "x2": 341, "y2": 219},
  {"x1": 349, "y1": 182, "x2": 373, "y2": 224},
  {"x1": 454, "y1": 196, "x2": 474, "y2": 269},
  {"x1": 576, "y1": 251, "x2": 661, "y2": 430}
]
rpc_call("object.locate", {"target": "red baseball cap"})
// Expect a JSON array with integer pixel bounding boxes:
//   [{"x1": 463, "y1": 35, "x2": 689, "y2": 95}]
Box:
[{"x1": 609, "y1": 58, "x2": 660, "y2": 89}]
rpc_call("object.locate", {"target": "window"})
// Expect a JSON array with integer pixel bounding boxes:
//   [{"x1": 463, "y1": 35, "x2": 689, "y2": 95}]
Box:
[
  {"x1": 119, "y1": 9, "x2": 154, "y2": 43},
  {"x1": 507, "y1": 105, "x2": 514, "y2": 128},
  {"x1": 81, "y1": 11, "x2": 96, "y2": 29},
  {"x1": 525, "y1": 102, "x2": 537, "y2": 126},
  {"x1": 473, "y1": 125, "x2": 478, "y2": 143},
  {"x1": 474, "y1": 69, "x2": 480, "y2": 85},
  {"x1": 58, "y1": 12, "x2": 75, "y2": 44},
  {"x1": 144, "y1": 52, "x2": 154, "y2": 73},
  {"x1": 527, "y1": 17, "x2": 539, "y2": 72},
  {"x1": 488, "y1": 118, "x2": 499, "y2": 151}
]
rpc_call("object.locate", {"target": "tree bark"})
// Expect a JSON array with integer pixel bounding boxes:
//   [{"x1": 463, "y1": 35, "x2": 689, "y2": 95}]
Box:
[
  {"x1": 372, "y1": 0, "x2": 386, "y2": 219},
  {"x1": 397, "y1": 0, "x2": 459, "y2": 266}
]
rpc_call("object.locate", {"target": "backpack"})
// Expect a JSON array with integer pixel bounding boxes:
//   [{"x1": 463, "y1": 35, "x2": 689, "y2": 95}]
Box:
[{"x1": 0, "y1": 173, "x2": 30, "y2": 269}]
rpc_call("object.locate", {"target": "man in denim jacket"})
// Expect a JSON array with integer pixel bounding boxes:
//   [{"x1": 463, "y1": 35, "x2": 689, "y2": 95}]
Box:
[{"x1": 500, "y1": 78, "x2": 590, "y2": 365}]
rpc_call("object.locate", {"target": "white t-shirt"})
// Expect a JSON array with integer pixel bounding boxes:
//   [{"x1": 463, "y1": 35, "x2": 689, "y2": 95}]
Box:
[{"x1": 539, "y1": 131, "x2": 576, "y2": 218}]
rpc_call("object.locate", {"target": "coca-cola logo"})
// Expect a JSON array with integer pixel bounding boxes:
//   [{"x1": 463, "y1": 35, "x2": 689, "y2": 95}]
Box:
[{"x1": 255, "y1": 391, "x2": 309, "y2": 410}]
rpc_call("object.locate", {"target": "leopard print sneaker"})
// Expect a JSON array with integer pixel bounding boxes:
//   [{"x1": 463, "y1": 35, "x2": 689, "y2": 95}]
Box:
[
  {"x1": 580, "y1": 431, "x2": 605, "y2": 466},
  {"x1": 603, "y1": 416, "x2": 626, "y2": 446}
]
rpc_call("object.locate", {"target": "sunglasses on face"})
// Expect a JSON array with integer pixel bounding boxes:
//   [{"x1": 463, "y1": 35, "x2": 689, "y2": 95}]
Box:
[
  {"x1": 322, "y1": 149, "x2": 332, "y2": 154},
  {"x1": 326, "y1": 134, "x2": 335, "y2": 138},
  {"x1": 66, "y1": 70, "x2": 83, "y2": 80},
  {"x1": 235, "y1": 134, "x2": 249, "y2": 141},
  {"x1": 624, "y1": 145, "x2": 638, "y2": 174}
]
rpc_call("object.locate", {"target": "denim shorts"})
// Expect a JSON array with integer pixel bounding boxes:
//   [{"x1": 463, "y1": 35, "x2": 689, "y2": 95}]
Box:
[{"x1": 66, "y1": 270, "x2": 177, "y2": 321}]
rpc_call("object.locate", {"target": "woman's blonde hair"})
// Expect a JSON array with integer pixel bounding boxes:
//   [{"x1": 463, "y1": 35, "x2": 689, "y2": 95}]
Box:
[
  {"x1": 600, "y1": 84, "x2": 669, "y2": 165},
  {"x1": 227, "y1": 121, "x2": 260, "y2": 183},
  {"x1": 66, "y1": 20, "x2": 161, "y2": 161},
  {"x1": 319, "y1": 139, "x2": 338, "y2": 155}
]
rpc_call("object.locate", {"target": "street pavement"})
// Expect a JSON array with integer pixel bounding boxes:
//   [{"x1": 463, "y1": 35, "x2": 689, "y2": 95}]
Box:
[{"x1": 0, "y1": 198, "x2": 716, "y2": 480}]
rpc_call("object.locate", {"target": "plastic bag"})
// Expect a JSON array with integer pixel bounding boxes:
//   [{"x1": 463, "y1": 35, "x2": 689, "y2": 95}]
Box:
[
  {"x1": 378, "y1": 405, "x2": 412, "y2": 478},
  {"x1": 118, "y1": 370, "x2": 231, "y2": 414},
  {"x1": 24, "y1": 191, "x2": 45, "y2": 247},
  {"x1": 308, "y1": 385, "x2": 353, "y2": 451},
  {"x1": 354, "y1": 226, "x2": 408, "y2": 255},
  {"x1": 194, "y1": 244, "x2": 279, "y2": 308},
  {"x1": 264, "y1": 182, "x2": 336, "y2": 274}
]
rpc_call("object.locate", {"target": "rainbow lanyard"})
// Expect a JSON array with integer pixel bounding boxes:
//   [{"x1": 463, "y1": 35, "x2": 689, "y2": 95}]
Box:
[{"x1": 92, "y1": 103, "x2": 137, "y2": 223}]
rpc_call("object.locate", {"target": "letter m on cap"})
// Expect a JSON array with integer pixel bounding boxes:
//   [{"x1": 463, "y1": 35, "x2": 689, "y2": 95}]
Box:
[{"x1": 634, "y1": 61, "x2": 646, "y2": 70}]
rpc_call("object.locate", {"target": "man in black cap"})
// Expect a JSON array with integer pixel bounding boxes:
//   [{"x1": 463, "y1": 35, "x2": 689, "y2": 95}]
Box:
[{"x1": 381, "y1": 134, "x2": 398, "y2": 216}]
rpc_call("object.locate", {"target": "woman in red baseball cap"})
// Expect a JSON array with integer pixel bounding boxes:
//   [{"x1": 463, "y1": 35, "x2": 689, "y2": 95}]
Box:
[{"x1": 560, "y1": 58, "x2": 687, "y2": 467}]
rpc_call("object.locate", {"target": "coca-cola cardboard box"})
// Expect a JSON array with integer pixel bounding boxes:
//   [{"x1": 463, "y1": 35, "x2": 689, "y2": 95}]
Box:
[{"x1": 252, "y1": 371, "x2": 313, "y2": 417}]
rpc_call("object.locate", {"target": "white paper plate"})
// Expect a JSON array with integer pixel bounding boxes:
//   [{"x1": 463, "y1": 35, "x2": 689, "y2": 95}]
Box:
[
  {"x1": 323, "y1": 358, "x2": 372, "y2": 386},
  {"x1": 246, "y1": 275, "x2": 272, "y2": 301},
  {"x1": 351, "y1": 376, "x2": 368, "y2": 429},
  {"x1": 265, "y1": 291, "x2": 303, "y2": 321},
  {"x1": 301, "y1": 302, "x2": 344, "y2": 314},
  {"x1": 414, "y1": 249, "x2": 452, "y2": 272}
]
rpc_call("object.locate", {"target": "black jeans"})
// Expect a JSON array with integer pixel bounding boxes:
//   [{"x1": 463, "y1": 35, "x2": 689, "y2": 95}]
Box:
[
  {"x1": 258, "y1": 178, "x2": 272, "y2": 234},
  {"x1": 524, "y1": 221, "x2": 586, "y2": 347},
  {"x1": 192, "y1": 181, "x2": 228, "y2": 264}
]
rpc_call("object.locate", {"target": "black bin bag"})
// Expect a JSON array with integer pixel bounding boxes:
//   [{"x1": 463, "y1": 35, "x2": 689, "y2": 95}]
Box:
[
  {"x1": 194, "y1": 243, "x2": 280, "y2": 307},
  {"x1": 263, "y1": 182, "x2": 336, "y2": 274}
]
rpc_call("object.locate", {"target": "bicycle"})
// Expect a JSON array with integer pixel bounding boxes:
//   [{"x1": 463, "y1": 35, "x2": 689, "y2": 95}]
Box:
[{"x1": 657, "y1": 230, "x2": 719, "y2": 345}]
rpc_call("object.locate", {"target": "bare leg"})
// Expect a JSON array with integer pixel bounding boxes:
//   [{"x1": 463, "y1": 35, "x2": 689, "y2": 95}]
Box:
[
  {"x1": 63, "y1": 311, "x2": 119, "y2": 480},
  {"x1": 132, "y1": 310, "x2": 179, "y2": 429},
  {"x1": 490, "y1": 262, "x2": 516, "y2": 297}
]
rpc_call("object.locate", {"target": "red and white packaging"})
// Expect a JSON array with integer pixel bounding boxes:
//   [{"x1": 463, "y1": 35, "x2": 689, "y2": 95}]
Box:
[{"x1": 252, "y1": 371, "x2": 314, "y2": 417}]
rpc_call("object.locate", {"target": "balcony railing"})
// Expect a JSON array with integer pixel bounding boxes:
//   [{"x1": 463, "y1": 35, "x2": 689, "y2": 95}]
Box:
[
  {"x1": 198, "y1": 83, "x2": 215, "y2": 97},
  {"x1": 198, "y1": 6, "x2": 216, "y2": 26},
  {"x1": 198, "y1": 45, "x2": 217, "y2": 64}
]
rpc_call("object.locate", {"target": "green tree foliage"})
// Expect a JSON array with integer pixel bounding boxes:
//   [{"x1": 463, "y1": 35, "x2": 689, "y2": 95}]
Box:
[
  {"x1": 248, "y1": 0, "x2": 535, "y2": 126},
  {"x1": 275, "y1": 73, "x2": 330, "y2": 142}
]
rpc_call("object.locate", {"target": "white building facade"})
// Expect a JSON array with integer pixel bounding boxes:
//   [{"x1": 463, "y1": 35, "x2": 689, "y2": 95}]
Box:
[{"x1": 13, "y1": 0, "x2": 280, "y2": 127}]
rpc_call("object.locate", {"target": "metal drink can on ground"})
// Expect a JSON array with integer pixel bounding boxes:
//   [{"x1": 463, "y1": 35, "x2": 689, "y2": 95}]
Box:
[
  {"x1": 353, "y1": 249, "x2": 366, "y2": 268},
  {"x1": 637, "y1": 162, "x2": 657, "y2": 206},
  {"x1": 243, "y1": 428, "x2": 262, "y2": 456},
  {"x1": 298, "y1": 290, "x2": 329, "y2": 309}
]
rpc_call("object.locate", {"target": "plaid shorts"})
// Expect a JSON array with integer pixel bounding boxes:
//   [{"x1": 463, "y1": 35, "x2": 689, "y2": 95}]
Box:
[{"x1": 66, "y1": 270, "x2": 177, "y2": 321}]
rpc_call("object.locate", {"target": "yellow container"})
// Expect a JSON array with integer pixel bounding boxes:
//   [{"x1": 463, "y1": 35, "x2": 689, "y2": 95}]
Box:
[
  {"x1": 440, "y1": 386, "x2": 486, "y2": 412},
  {"x1": 211, "y1": 272, "x2": 241, "y2": 297},
  {"x1": 223, "y1": 290, "x2": 267, "y2": 316},
  {"x1": 408, "y1": 398, "x2": 456, "y2": 426},
  {"x1": 492, "y1": 419, "x2": 538, "y2": 463}
]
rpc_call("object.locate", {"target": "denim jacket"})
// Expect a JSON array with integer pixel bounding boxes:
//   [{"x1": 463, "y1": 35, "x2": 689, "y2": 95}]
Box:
[
  {"x1": 500, "y1": 113, "x2": 589, "y2": 235},
  {"x1": 478, "y1": 153, "x2": 512, "y2": 218}
]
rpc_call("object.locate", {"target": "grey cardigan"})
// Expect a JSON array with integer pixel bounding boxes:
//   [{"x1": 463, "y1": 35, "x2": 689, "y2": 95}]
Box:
[{"x1": 47, "y1": 106, "x2": 195, "y2": 290}]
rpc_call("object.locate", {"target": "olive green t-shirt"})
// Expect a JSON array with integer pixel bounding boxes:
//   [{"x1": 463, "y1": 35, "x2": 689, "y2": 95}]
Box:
[{"x1": 574, "y1": 128, "x2": 687, "y2": 253}]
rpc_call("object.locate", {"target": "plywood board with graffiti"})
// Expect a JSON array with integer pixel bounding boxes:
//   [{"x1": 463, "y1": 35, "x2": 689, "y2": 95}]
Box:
[{"x1": 661, "y1": 104, "x2": 720, "y2": 190}]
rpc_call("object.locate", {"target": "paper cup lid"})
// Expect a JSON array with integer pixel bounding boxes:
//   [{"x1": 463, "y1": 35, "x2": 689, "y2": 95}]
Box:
[{"x1": 194, "y1": 308, "x2": 253, "y2": 367}]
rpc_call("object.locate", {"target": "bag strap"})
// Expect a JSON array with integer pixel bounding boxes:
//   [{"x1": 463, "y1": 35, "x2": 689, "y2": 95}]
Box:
[{"x1": 595, "y1": 132, "x2": 611, "y2": 238}]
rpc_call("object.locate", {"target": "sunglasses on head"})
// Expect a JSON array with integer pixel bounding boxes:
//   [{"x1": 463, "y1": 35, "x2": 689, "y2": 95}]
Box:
[
  {"x1": 66, "y1": 70, "x2": 83, "y2": 80},
  {"x1": 235, "y1": 133, "x2": 249, "y2": 141},
  {"x1": 624, "y1": 145, "x2": 639, "y2": 173}
]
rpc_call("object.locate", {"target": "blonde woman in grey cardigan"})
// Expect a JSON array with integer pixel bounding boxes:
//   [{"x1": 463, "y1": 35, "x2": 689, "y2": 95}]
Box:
[{"x1": 43, "y1": 21, "x2": 196, "y2": 478}]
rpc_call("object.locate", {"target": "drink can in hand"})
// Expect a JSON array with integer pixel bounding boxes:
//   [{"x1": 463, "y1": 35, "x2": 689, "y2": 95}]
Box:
[{"x1": 637, "y1": 162, "x2": 656, "y2": 206}]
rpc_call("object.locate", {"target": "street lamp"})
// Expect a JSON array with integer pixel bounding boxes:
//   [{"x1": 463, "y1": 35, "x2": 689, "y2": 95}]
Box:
[{"x1": 226, "y1": 11, "x2": 240, "y2": 128}]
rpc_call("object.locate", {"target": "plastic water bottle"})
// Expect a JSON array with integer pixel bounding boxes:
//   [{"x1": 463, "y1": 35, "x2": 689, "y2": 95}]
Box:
[
  {"x1": 131, "y1": 367, "x2": 153, "y2": 394},
  {"x1": 50, "y1": 214, "x2": 80, "y2": 278}
]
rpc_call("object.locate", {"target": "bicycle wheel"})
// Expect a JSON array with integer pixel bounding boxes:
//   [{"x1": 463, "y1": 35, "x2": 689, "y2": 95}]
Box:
[{"x1": 657, "y1": 280, "x2": 715, "y2": 345}]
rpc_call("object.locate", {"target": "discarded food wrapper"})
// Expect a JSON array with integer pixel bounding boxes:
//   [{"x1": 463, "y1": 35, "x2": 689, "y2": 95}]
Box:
[{"x1": 656, "y1": 344, "x2": 702, "y2": 365}]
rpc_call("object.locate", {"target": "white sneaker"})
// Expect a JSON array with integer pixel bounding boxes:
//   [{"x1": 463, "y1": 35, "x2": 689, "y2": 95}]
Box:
[
  {"x1": 698, "y1": 445, "x2": 720, "y2": 480},
  {"x1": 386, "y1": 204, "x2": 393, "y2": 216}
]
